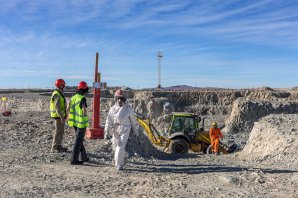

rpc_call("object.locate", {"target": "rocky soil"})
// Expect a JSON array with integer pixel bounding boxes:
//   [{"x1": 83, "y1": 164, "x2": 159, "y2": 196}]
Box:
[{"x1": 0, "y1": 89, "x2": 298, "y2": 197}]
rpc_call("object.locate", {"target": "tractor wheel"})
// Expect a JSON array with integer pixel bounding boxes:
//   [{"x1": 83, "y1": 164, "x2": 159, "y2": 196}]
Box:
[
  {"x1": 202, "y1": 144, "x2": 212, "y2": 154},
  {"x1": 169, "y1": 138, "x2": 189, "y2": 154},
  {"x1": 203, "y1": 145, "x2": 212, "y2": 154}
]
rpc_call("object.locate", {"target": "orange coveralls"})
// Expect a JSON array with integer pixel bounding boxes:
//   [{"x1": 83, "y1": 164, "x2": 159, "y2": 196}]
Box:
[{"x1": 209, "y1": 127, "x2": 223, "y2": 153}]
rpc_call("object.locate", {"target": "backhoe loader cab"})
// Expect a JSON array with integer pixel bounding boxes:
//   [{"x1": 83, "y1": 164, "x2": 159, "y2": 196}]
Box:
[
  {"x1": 167, "y1": 112, "x2": 206, "y2": 154},
  {"x1": 169, "y1": 112, "x2": 201, "y2": 135}
]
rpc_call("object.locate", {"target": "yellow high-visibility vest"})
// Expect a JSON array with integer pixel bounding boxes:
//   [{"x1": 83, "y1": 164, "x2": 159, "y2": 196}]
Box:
[
  {"x1": 68, "y1": 93, "x2": 89, "y2": 128},
  {"x1": 50, "y1": 90, "x2": 66, "y2": 118}
]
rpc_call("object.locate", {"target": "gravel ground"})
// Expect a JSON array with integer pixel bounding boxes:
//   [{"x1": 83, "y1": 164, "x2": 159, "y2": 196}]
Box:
[
  {"x1": 1, "y1": 111, "x2": 297, "y2": 198},
  {"x1": 1, "y1": 91, "x2": 298, "y2": 197}
]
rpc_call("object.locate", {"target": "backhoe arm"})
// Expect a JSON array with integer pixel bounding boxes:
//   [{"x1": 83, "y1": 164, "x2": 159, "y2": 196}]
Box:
[{"x1": 135, "y1": 112, "x2": 169, "y2": 147}]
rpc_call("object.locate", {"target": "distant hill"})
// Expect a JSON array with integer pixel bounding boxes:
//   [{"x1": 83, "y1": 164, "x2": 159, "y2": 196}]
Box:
[
  {"x1": 161, "y1": 85, "x2": 196, "y2": 90},
  {"x1": 160, "y1": 85, "x2": 225, "y2": 90}
]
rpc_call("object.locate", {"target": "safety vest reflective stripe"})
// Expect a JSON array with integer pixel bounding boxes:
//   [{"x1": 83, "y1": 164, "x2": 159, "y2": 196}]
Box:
[
  {"x1": 70, "y1": 101, "x2": 81, "y2": 109},
  {"x1": 68, "y1": 118, "x2": 89, "y2": 125},
  {"x1": 69, "y1": 112, "x2": 87, "y2": 118}
]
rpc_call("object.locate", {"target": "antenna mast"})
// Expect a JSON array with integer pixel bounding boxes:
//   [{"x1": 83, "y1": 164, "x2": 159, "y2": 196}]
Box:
[{"x1": 157, "y1": 51, "x2": 163, "y2": 89}]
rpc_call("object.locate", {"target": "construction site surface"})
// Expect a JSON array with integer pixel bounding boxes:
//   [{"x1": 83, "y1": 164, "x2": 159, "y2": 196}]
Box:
[{"x1": 0, "y1": 87, "x2": 297, "y2": 197}]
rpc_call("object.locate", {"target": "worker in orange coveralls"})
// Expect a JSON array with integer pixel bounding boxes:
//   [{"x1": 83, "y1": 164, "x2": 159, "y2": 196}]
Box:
[{"x1": 209, "y1": 122, "x2": 223, "y2": 155}]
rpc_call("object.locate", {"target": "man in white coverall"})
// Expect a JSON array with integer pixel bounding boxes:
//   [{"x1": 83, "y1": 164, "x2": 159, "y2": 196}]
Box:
[{"x1": 104, "y1": 89, "x2": 139, "y2": 171}]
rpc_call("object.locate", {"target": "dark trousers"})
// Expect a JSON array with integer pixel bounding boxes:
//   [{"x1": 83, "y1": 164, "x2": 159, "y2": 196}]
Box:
[{"x1": 71, "y1": 127, "x2": 88, "y2": 162}]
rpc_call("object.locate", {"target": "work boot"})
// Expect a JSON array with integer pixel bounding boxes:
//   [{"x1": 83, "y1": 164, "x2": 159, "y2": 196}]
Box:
[
  {"x1": 82, "y1": 157, "x2": 90, "y2": 162},
  {"x1": 57, "y1": 146, "x2": 68, "y2": 152},
  {"x1": 70, "y1": 161, "x2": 84, "y2": 165}
]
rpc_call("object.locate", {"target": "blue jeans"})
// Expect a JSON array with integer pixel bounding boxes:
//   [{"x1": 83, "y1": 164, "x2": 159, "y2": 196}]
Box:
[{"x1": 71, "y1": 127, "x2": 88, "y2": 162}]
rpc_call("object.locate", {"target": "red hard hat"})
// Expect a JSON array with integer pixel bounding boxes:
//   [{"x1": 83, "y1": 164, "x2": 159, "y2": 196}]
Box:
[
  {"x1": 78, "y1": 81, "x2": 88, "y2": 90},
  {"x1": 114, "y1": 89, "x2": 124, "y2": 97},
  {"x1": 55, "y1": 79, "x2": 65, "y2": 88}
]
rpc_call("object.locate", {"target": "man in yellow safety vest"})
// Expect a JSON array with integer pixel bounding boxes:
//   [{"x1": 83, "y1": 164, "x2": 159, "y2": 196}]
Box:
[{"x1": 50, "y1": 79, "x2": 68, "y2": 153}]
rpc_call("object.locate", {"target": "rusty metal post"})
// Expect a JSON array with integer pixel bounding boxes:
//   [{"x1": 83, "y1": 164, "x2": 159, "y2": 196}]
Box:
[{"x1": 86, "y1": 52, "x2": 104, "y2": 139}]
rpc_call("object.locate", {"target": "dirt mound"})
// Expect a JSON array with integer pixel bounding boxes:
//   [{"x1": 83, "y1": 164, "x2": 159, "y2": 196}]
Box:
[
  {"x1": 238, "y1": 114, "x2": 298, "y2": 166},
  {"x1": 126, "y1": 131, "x2": 168, "y2": 158}
]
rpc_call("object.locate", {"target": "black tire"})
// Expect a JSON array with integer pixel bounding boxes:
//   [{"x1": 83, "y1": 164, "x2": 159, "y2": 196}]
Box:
[
  {"x1": 169, "y1": 138, "x2": 189, "y2": 154},
  {"x1": 202, "y1": 144, "x2": 212, "y2": 154},
  {"x1": 206, "y1": 145, "x2": 212, "y2": 154}
]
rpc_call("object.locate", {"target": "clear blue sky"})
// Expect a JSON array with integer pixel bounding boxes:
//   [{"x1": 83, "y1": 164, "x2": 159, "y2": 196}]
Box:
[{"x1": 0, "y1": 0, "x2": 297, "y2": 89}]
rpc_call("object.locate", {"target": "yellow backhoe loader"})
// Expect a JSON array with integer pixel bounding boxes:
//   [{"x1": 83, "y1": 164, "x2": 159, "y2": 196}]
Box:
[{"x1": 136, "y1": 112, "x2": 237, "y2": 154}]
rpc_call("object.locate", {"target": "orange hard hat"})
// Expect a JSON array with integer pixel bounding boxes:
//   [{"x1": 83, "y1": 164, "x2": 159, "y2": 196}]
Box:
[
  {"x1": 55, "y1": 79, "x2": 65, "y2": 88},
  {"x1": 78, "y1": 81, "x2": 88, "y2": 90},
  {"x1": 114, "y1": 89, "x2": 124, "y2": 97}
]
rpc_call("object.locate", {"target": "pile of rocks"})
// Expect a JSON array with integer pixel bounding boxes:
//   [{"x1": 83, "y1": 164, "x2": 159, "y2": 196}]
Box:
[{"x1": 239, "y1": 114, "x2": 298, "y2": 166}]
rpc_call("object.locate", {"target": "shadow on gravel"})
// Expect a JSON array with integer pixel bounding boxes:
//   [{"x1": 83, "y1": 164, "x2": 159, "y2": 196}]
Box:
[
  {"x1": 126, "y1": 162, "x2": 298, "y2": 175},
  {"x1": 81, "y1": 162, "x2": 108, "y2": 167},
  {"x1": 137, "y1": 153, "x2": 200, "y2": 161},
  {"x1": 251, "y1": 168, "x2": 298, "y2": 174},
  {"x1": 160, "y1": 153, "x2": 201, "y2": 160},
  {"x1": 126, "y1": 165, "x2": 247, "y2": 174}
]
